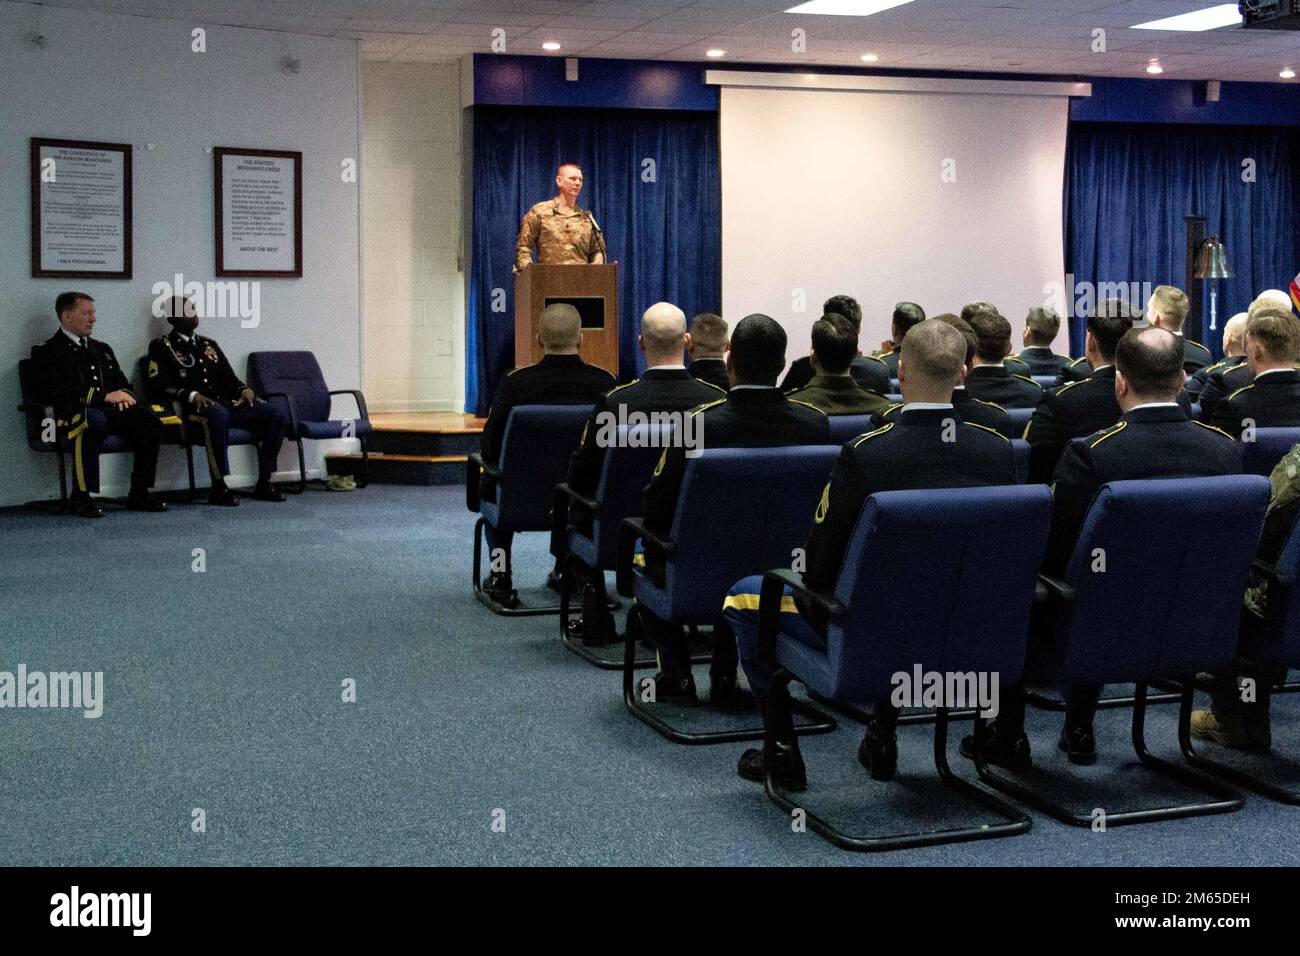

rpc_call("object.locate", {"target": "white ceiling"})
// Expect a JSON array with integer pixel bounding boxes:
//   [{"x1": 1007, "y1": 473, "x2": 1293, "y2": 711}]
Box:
[{"x1": 31, "y1": 0, "x2": 1300, "y2": 82}]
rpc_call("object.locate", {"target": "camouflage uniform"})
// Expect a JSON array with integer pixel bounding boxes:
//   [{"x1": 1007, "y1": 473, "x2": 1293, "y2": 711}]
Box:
[{"x1": 515, "y1": 200, "x2": 605, "y2": 270}]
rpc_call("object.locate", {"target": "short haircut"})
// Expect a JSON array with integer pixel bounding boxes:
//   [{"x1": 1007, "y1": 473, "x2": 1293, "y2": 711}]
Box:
[
  {"x1": 966, "y1": 309, "x2": 1013, "y2": 363},
  {"x1": 1246, "y1": 308, "x2": 1300, "y2": 363},
  {"x1": 1086, "y1": 299, "x2": 1139, "y2": 362},
  {"x1": 932, "y1": 313, "x2": 977, "y2": 368},
  {"x1": 730, "y1": 313, "x2": 786, "y2": 384},
  {"x1": 1223, "y1": 312, "x2": 1249, "y2": 353},
  {"x1": 1025, "y1": 307, "x2": 1060, "y2": 345},
  {"x1": 891, "y1": 301, "x2": 925, "y2": 344},
  {"x1": 640, "y1": 302, "x2": 687, "y2": 355},
  {"x1": 689, "y1": 313, "x2": 727, "y2": 354},
  {"x1": 556, "y1": 161, "x2": 581, "y2": 176},
  {"x1": 1250, "y1": 290, "x2": 1293, "y2": 318},
  {"x1": 960, "y1": 301, "x2": 998, "y2": 324},
  {"x1": 1149, "y1": 285, "x2": 1190, "y2": 331},
  {"x1": 55, "y1": 291, "x2": 92, "y2": 318},
  {"x1": 1116, "y1": 326, "x2": 1184, "y2": 398},
  {"x1": 900, "y1": 319, "x2": 967, "y2": 388},
  {"x1": 810, "y1": 313, "x2": 858, "y2": 375},
  {"x1": 822, "y1": 295, "x2": 862, "y2": 332},
  {"x1": 538, "y1": 302, "x2": 581, "y2": 350}
]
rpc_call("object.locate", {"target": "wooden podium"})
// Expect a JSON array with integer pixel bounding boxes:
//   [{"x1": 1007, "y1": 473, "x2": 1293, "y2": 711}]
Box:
[{"x1": 514, "y1": 263, "x2": 619, "y2": 374}]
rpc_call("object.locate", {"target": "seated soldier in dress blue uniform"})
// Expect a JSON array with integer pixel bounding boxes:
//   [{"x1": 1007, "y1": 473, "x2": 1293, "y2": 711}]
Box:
[
  {"x1": 147, "y1": 297, "x2": 289, "y2": 505},
  {"x1": 724, "y1": 320, "x2": 1017, "y2": 790}
]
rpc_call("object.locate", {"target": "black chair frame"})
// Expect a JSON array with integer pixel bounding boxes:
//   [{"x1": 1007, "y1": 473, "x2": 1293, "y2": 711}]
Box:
[
  {"x1": 616, "y1": 523, "x2": 835, "y2": 745},
  {"x1": 758, "y1": 569, "x2": 1032, "y2": 852},
  {"x1": 263, "y1": 388, "x2": 370, "y2": 493}
]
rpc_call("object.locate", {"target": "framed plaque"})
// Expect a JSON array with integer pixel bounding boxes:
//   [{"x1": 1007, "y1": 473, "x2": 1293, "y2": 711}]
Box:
[
  {"x1": 214, "y1": 147, "x2": 303, "y2": 277},
  {"x1": 30, "y1": 137, "x2": 133, "y2": 279}
]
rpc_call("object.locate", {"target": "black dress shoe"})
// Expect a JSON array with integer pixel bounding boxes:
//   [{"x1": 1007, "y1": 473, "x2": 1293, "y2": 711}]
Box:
[
  {"x1": 207, "y1": 486, "x2": 240, "y2": 507},
  {"x1": 567, "y1": 612, "x2": 616, "y2": 647},
  {"x1": 857, "y1": 718, "x2": 898, "y2": 781},
  {"x1": 126, "y1": 492, "x2": 167, "y2": 513},
  {"x1": 960, "y1": 723, "x2": 1032, "y2": 771},
  {"x1": 709, "y1": 672, "x2": 751, "y2": 710},
  {"x1": 67, "y1": 494, "x2": 103, "y2": 519},
  {"x1": 737, "y1": 747, "x2": 808, "y2": 792},
  {"x1": 644, "y1": 670, "x2": 697, "y2": 705},
  {"x1": 251, "y1": 481, "x2": 286, "y2": 503},
  {"x1": 483, "y1": 572, "x2": 520, "y2": 609},
  {"x1": 1058, "y1": 725, "x2": 1097, "y2": 765}
]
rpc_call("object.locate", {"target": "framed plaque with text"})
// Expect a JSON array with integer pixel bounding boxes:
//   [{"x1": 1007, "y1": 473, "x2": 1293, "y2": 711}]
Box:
[
  {"x1": 30, "y1": 137, "x2": 133, "y2": 279},
  {"x1": 214, "y1": 147, "x2": 303, "y2": 277}
]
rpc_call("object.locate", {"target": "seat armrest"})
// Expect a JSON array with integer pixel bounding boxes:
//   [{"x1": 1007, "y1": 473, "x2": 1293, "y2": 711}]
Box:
[
  {"x1": 328, "y1": 388, "x2": 370, "y2": 422},
  {"x1": 1036, "y1": 573, "x2": 1076, "y2": 604},
  {"x1": 1251, "y1": 557, "x2": 1284, "y2": 586},
  {"x1": 757, "y1": 568, "x2": 845, "y2": 665},
  {"x1": 616, "y1": 517, "x2": 675, "y2": 597},
  {"x1": 261, "y1": 391, "x2": 300, "y2": 433},
  {"x1": 466, "y1": 452, "x2": 495, "y2": 512},
  {"x1": 555, "y1": 482, "x2": 599, "y2": 515}
]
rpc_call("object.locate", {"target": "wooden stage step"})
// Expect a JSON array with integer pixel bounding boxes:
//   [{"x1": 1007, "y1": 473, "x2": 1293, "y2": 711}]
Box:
[{"x1": 326, "y1": 411, "x2": 485, "y2": 486}]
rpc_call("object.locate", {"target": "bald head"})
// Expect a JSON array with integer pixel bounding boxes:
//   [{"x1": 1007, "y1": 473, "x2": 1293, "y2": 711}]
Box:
[
  {"x1": 898, "y1": 318, "x2": 968, "y2": 403},
  {"x1": 538, "y1": 303, "x2": 581, "y2": 353},
  {"x1": 1115, "y1": 326, "x2": 1184, "y2": 408},
  {"x1": 1222, "y1": 312, "x2": 1249, "y2": 357},
  {"x1": 1250, "y1": 290, "x2": 1293, "y2": 318},
  {"x1": 640, "y1": 302, "x2": 688, "y2": 365}
]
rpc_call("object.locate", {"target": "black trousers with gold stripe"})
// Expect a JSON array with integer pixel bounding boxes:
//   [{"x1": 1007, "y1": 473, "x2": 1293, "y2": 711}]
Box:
[
  {"x1": 65, "y1": 403, "x2": 163, "y2": 495},
  {"x1": 189, "y1": 401, "x2": 289, "y2": 482}
]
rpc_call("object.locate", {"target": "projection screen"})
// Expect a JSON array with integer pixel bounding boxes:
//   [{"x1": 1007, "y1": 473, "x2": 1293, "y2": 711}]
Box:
[{"x1": 718, "y1": 76, "x2": 1074, "y2": 367}]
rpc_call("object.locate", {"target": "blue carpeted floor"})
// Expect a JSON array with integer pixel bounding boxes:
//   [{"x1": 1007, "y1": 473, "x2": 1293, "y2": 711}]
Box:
[{"x1": 2, "y1": 483, "x2": 1299, "y2": 866}]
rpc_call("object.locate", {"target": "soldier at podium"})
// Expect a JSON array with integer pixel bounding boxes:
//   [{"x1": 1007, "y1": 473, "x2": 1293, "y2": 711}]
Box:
[{"x1": 514, "y1": 163, "x2": 607, "y2": 271}]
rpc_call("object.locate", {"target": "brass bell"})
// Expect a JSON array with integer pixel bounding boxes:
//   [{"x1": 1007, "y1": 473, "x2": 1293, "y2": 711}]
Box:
[{"x1": 1194, "y1": 235, "x2": 1232, "y2": 279}]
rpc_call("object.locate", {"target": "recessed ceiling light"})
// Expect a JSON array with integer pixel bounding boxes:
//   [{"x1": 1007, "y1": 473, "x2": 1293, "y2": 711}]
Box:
[
  {"x1": 1282, "y1": 68, "x2": 1297, "y2": 79},
  {"x1": 785, "y1": 0, "x2": 915, "y2": 15},
  {"x1": 542, "y1": 41, "x2": 561, "y2": 51},
  {"x1": 860, "y1": 53, "x2": 879, "y2": 62},
  {"x1": 1146, "y1": 62, "x2": 1164, "y2": 75},
  {"x1": 1131, "y1": 4, "x2": 1241, "y2": 32},
  {"x1": 706, "y1": 48, "x2": 726, "y2": 58}
]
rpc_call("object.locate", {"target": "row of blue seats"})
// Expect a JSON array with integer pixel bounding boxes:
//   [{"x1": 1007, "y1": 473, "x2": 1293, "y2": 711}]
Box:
[{"x1": 469, "y1": 405, "x2": 1300, "y2": 852}]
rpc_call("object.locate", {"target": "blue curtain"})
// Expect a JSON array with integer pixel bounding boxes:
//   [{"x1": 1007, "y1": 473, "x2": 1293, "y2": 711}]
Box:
[
  {"x1": 467, "y1": 106, "x2": 721, "y2": 415},
  {"x1": 1065, "y1": 122, "x2": 1299, "y2": 360}
]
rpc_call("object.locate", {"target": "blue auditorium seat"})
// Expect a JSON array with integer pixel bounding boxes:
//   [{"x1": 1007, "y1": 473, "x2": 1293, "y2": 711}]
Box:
[
  {"x1": 467, "y1": 404, "x2": 590, "y2": 615},
  {"x1": 1242, "y1": 427, "x2": 1300, "y2": 478},
  {"x1": 826, "y1": 414, "x2": 874, "y2": 445},
  {"x1": 755, "y1": 485, "x2": 1051, "y2": 851},
  {"x1": 1181, "y1": 495, "x2": 1300, "y2": 803},
  {"x1": 554, "y1": 423, "x2": 673, "y2": 667},
  {"x1": 616, "y1": 445, "x2": 839, "y2": 743},
  {"x1": 1006, "y1": 406, "x2": 1033, "y2": 438},
  {"x1": 248, "y1": 351, "x2": 371, "y2": 491},
  {"x1": 977, "y1": 476, "x2": 1269, "y2": 828}
]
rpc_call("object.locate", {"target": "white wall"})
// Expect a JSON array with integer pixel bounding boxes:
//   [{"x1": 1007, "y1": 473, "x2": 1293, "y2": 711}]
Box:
[
  {"x1": 0, "y1": 2, "x2": 361, "y2": 505},
  {"x1": 720, "y1": 83, "x2": 1069, "y2": 366},
  {"x1": 362, "y1": 60, "x2": 464, "y2": 412}
]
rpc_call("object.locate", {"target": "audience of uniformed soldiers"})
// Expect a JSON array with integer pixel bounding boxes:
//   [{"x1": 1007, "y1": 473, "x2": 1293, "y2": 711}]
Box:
[{"x1": 472, "y1": 282, "x2": 1300, "y2": 783}]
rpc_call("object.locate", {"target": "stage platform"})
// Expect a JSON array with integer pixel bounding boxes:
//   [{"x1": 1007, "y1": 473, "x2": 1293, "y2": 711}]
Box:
[{"x1": 327, "y1": 411, "x2": 485, "y2": 486}]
